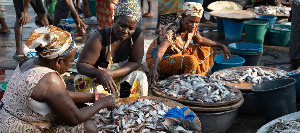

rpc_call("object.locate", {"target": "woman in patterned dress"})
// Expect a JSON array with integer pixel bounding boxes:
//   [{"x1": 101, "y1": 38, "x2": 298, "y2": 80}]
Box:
[
  {"x1": 76, "y1": 0, "x2": 148, "y2": 98},
  {"x1": 147, "y1": 2, "x2": 231, "y2": 84},
  {"x1": 0, "y1": 25, "x2": 115, "y2": 132}
]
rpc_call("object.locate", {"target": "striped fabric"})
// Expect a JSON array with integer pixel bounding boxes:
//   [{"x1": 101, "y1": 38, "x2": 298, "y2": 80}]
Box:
[{"x1": 0, "y1": 0, "x2": 5, "y2": 18}]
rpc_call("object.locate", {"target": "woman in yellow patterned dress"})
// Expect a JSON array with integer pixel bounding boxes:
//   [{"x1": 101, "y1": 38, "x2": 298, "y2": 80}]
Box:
[
  {"x1": 75, "y1": 0, "x2": 148, "y2": 98},
  {"x1": 147, "y1": 2, "x2": 231, "y2": 84}
]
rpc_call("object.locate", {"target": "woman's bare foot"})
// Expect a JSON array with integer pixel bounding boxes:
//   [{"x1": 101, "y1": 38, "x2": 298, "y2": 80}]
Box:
[
  {"x1": 0, "y1": 28, "x2": 10, "y2": 33},
  {"x1": 143, "y1": 12, "x2": 153, "y2": 17}
]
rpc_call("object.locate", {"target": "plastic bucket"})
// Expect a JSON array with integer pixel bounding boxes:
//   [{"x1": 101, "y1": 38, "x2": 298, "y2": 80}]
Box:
[
  {"x1": 238, "y1": 93, "x2": 263, "y2": 115},
  {"x1": 267, "y1": 24, "x2": 291, "y2": 46},
  {"x1": 217, "y1": 17, "x2": 224, "y2": 33},
  {"x1": 195, "y1": 108, "x2": 239, "y2": 133},
  {"x1": 230, "y1": 51, "x2": 262, "y2": 66},
  {"x1": 223, "y1": 19, "x2": 244, "y2": 41},
  {"x1": 244, "y1": 20, "x2": 268, "y2": 45},
  {"x1": 255, "y1": 15, "x2": 277, "y2": 25},
  {"x1": 47, "y1": 0, "x2": 57, "y2": 14},
  {"x1": 252, "y1": 78, "x2": 297, "y2": 122},
  {"x1": 287, "y1": 71, "x2": 300, "y2": 100},
  {"x1": 229, "y1": 43, "x2": 263, "y2": 53},
  {"x1": 88, "y1": 0, "x2": 96, "y2": 16},
  {"x1": 211, "y1": 55, "x2": 245, "y2": 73}
]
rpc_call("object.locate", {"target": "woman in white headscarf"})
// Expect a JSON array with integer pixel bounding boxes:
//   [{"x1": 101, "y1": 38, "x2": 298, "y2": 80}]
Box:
[
  {"x1": 0, "y1": 25, "x2": 115, "y2": 133},
  {"x1": 147, "y1": 2, "x2": 231, "y2": 84}
]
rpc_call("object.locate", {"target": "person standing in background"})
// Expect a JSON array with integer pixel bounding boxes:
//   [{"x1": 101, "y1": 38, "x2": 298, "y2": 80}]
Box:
[
  {"x1": 289, "y1": 0, "x2": 300, "y2": 70},
  {"x1": 0, "y1": 0, "x2": 9, "y2": 33},
  {"x1": 12, "y1": 0, "x2": 49, "y2": 62}
]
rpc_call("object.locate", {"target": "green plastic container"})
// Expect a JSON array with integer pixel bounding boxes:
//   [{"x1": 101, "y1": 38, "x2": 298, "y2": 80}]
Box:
[
  {"x1": 88, "y1": 0, "x2": 96, "y2": 16},
  {"x1": 47, "y1": 0, "x2": 57, "y2": 14},
  {"x1": 244, "y1": 20, "x2": 268, "y2": 45},
  {"x1": 267, "y1": 24, "x2": 291, "y2": 46}
]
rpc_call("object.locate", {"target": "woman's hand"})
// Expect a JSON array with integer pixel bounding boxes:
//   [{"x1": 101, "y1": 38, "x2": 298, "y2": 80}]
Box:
[
  {"x1": 19, "y1": 11, "x2": 30, "y2": 26},
  {"x1": 221, "y1": 45, "x2": 231, "y2": 60},
  {"x1": 100, "y1": 95, "x2": 116, "y2": 109},
  {"x1": 148, "y1": 68, "x2": 159, "y2": 86},
  {"x1": 96, "y1": 67, "x2": 118, "y2": 94}
]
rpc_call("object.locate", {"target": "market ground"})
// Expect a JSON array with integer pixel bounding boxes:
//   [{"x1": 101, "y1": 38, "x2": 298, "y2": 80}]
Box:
[{"x1": 0, "y1": 1, "x2": 293, "y2": 133}]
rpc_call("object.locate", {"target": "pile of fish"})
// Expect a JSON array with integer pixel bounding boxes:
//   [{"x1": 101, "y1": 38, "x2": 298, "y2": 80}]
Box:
[
  {"x1": 292, "y1": 67, "x2": 300, "y2": 75},
  {"x1": 267, "y1": 119, "x2": 300, "y2": 132},
  {"x1": 270, "y1": 25, "x2": 290, "y2": 30},
  {"x1": 93, "y1": 99, "x2": 171, "y2": 133},
  {"x1": 210, "y1": 67, "x2": 288, "y2": 86},
  {"x1": 253, "y1": 6, "x2": 291, "y2": 15},
  {"x1": 155, "y1": 74, "x2": 238, "y2": 103}
]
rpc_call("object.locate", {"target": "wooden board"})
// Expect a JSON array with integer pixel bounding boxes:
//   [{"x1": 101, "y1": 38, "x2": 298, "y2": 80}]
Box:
[
  {"x1": 151, "y1": 87, "x2": 243, "y2": 107},
  {"x1": 210, "y1": 10, "x2": 257, "y2": 20},
  {"x1": 210, "y1": 66, "x2": 281, "y2": 92},
  {"x1": 208, "y1": 1, "x2": 243, "y2": 11},
  {"x1": 116, "y1": 96, "x2": 201, "y2": 129}
]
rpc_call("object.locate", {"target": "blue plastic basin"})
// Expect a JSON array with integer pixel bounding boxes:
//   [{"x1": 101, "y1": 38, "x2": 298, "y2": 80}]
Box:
[
  {"x1": 229, "y1": 43, "x2": 263, "y2": 53},
  {"x1": 211, "y1": 55, "x2": 245, "y2": 73},
  {"x1": 256, "y1": 15, "x2": 277, "y2": 25}
]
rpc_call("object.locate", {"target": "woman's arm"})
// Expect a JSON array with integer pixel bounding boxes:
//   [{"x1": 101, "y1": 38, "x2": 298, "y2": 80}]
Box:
[
  {"x1": 148, "y1": 40, "x2": 170, "y2": 84},
  {"x1": 31, "y1": 73, "x2": 115, "y2": 126},
  {"x1": 192, "y1": 32, "x2": 231, "y2": 60},
  {"x1": 76, "y1": 31, "x2": 117, "y2": 93},
  {"x1": 105, "y1": 33, "x2": 145, "y2": 78}
]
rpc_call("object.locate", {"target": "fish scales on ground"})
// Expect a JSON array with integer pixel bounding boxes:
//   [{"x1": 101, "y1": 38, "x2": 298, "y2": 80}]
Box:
[
  {"x1": 155, "y1": 74, "x2": 238, "y2": 103},
  {"x1": 210, "y1": 67, "x2": 288, "y2": 86},
  {"x1": 93, "y1": 99, "x2": 171, "y2": 133}
]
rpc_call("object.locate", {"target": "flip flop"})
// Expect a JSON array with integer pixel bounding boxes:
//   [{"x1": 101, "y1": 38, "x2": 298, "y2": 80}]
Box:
[
  {"x1": 73, "y1": 32, "x2": 86, "y2": 36},
  {"x1": 13, "y1": 55, "x2": 29, "y2": 62},
  {"x1": 0, "y1": 31, "x2": 10, "y2": 34},
  {"x1": 142, "y1": 13, "x2": 154, "y2": 18}
]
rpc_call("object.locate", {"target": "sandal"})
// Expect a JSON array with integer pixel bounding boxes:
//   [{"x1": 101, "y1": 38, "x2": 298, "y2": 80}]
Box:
[
  {"x1": 13, "y1": 55, "x2": 29, "y2": 62},
  {"x1": 73, "y1": 32, "x2": 86, "y2": 36}
]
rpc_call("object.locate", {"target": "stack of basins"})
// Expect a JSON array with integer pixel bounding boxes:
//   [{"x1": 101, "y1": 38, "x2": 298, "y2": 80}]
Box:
[
  {"x1": 229, "y1": 43, "x2": 263, "y2": 66},
  {"x1": 151, "y1": 74, "x2": 244, "y2": 133}
]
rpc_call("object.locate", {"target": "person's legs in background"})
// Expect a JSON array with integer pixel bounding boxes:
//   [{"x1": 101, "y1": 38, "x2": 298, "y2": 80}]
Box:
[
  {"x1": 0, "y1": 0, "x2": 9, "y2": 33},
  {"x1": 142, "y1": 0, "x2": 153, "y2": 17}
]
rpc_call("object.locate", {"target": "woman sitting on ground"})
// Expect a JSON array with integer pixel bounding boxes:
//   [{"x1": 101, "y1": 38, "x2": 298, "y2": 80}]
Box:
[
  {"x1": 0, "y1": 25, "x2": 115, "y2": 133},
  {"x1": 147, "y1": 2, "x2": 231, "y2": 84},
  {"x1": 76, "y1": 0, "x2": 148, "y2": 97}
]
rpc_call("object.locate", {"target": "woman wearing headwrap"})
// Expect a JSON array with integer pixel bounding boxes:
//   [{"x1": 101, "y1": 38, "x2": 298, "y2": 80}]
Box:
[
  {"x1": 0, "y1": 25, "x2": 115, "y2": 132},
  {"x1": 76, "y1": 0, "x2": 148, "y2": 98},
  {"x1": 147, "y1": 2, "x2": 231, "y2": 84}
]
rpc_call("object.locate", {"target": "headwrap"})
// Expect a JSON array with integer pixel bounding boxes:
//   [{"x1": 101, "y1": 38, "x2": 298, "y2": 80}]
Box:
[
  {"x1": 182, "y1": 2, "x2": 204, "y2": 18},
  {"x1": 115, "y1": 0, "x2": 141, "y2": 22},
  {"x1": 25, "y1": 25, "x2": 76, "y2": 59}
]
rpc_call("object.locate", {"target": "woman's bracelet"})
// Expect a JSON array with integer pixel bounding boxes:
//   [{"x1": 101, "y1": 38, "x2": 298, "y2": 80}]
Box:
[{"x1": 95, "y1": 93, "x2": 100, "y2": 102}]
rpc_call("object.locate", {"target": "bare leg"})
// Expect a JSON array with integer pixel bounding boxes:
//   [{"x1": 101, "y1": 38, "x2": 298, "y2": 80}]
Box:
[
  {"x1": 37, "y1": 13, "x2": 49, "y2": 27},
  {"x1": 14, "y1": 21, "x2": 24, "y2": 57},
  {"x1": 0, "y1": 18, "x2": 9, "y2": 32},
  {"x1": 84, "y1": 120, "x2": 97, "y2": 133},
  {"x1": 141, "y1": 0, "x2": 145, "y2": 14},
  {"x1": 142, "y1": 0, "x2": 153, "y2": 17},
  {"x1": 155, "y1": 15, "x2": 161, "y2": 34},
  {"x1": 82, "y1": 0, "x2": 92, "y2": 17},
  {"x1": 52, "y1": 17, "x2": 61, "y2": 26}
]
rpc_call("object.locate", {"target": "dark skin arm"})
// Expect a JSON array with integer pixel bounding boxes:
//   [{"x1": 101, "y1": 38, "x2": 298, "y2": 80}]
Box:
[
  {"x1": 192, "y1": 32, "x2": 231, "y2": 60},
  {"x1": 148, "y1": 39, "x2": 170, "y2": 85},
  {"x1": 19, "y1": 0, "x2": 31, "y2": 25},
  {"x1": 31, "y1": 72, "x2": 115, "y2": 126},
  {"x1": 64, "y1": 0, "x2": 87, "y2": 30}
]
